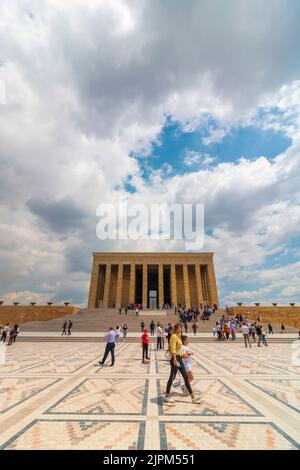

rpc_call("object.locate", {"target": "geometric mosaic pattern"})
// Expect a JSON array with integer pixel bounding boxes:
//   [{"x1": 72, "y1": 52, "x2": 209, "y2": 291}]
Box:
[
  {"x1": 2, "y1": 420, "x2": 145, "y2": 450},
  {"x1": 157, "y1": 379, "x2": 261, "y2": 416},
  {"x1": 246, "y1": 379, "x2": 300, "y2": 414},
  {"x1": 0, "y1": 341, "x2": 299, "y2": 450},
  {"x1": 46, "y1": 378, "x2": 148, "y2": 415},
  {"x1": 0, "y1": 377, "x2": 60, "y2": 413},
  {"x1": 160, "y1": 422, "x2": 298, "y2": 450}
]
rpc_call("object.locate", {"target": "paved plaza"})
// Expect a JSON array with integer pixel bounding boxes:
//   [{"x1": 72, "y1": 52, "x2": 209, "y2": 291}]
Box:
[{"x1": 0, "y1": 339, "x2": 300, "y2": 450}]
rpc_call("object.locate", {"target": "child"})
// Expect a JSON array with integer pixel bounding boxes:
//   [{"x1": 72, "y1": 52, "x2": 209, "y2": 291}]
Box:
[{"x1": 181, "y1": 335, "x2": 194, "y2": 395}]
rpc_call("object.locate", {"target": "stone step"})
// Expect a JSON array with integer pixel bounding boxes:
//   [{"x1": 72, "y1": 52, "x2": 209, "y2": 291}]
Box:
[{"x1": 16, "y1": 336, "x2": 297, "y2": 343}]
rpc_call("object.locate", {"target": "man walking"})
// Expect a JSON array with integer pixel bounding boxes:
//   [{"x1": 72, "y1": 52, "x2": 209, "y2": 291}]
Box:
[
  {"x1": 241, "y1": 323, "x2": 252, "y2": 348},
  {"x1": 150, "y1": 320, "x2": 155, "y2": 336},
  {"x1": 8, "y1": 326, "x2": 17, "y2": 345},
  {"x1": 256, "y1": 324, "x2": 268, "y2": 347},
  {"x1": 157, "y1": 324, "x2": 163, "y2": 350},
  {"x1": 61, "y1": 321, "x2": 67, "y2": 336},
  {"x1": 67, "y1": 320, "x2": 73, "y2": 335},
  {"x1": 140, "y1": 320, "x2": 145, "y2": 333},
  {"x1": 99, "y1": 327, "x2": 116, "y2": 367},
  {"x1": 250, "y1": 324, "x2": 256, "y2": 343},
  {"x1": 1, "y1": 323, "x2": 10, "y2": 343}
]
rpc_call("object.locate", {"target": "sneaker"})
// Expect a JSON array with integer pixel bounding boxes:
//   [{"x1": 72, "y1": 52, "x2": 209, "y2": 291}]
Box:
[
  {"x1": 191, "y1": 396, "x2": 201, "y2": 404},
  {"x1": 164, "y1": 396, "x2": 176, "y2": 405}
]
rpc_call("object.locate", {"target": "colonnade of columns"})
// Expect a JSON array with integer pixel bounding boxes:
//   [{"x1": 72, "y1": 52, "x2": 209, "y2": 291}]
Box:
[{"x1": 88, "y1": 259, "x2": 218, "y2": 309}]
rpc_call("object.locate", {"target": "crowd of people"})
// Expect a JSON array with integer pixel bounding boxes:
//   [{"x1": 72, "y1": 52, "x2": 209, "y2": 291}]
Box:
[
  {"x1": 176, "y1": 304, "x2": 218, "y2": 322},
  {"x1": 2, "y1": 304, "x2": 297, "y2": 409},
  {"x1": 212, "y1": 313, "x2": 278, "y2": 347}
]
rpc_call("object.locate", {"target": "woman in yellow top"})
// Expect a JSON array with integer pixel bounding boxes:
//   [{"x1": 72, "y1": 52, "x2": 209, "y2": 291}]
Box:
[{"x1": 164, "y1": 323, "x2": 200, "y2": 405}]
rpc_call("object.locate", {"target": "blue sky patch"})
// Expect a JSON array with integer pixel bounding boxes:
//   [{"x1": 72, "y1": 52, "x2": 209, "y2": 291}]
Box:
[{"x1": 131, "y1": 117, "x2": 291, "y2": 183}]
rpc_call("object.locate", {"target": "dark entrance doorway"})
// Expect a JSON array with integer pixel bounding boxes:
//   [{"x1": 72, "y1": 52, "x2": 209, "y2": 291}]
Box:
[{"x1": 147, "y1": 265, "x2": 158, "y2": 308}]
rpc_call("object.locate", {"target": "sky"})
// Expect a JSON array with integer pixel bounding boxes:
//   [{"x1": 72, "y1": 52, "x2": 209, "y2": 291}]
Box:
[{"x1": 0, "y1": 0, "x2": 300, "y2": 307}]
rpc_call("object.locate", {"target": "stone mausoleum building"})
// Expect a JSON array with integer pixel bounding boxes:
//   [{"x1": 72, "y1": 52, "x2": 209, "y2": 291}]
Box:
[{"x1": 88, "y1": 252, "x2": 218, "y2": 309}]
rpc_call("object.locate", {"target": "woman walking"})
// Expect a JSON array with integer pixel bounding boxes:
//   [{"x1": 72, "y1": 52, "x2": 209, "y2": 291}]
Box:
[{"x1": 164, "y1": 323, "x2": 200, "y2": 405}]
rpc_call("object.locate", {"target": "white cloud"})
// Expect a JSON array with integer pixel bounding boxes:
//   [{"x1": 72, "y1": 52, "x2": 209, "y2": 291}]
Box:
[
  {"x1": 0, "y1": 0, "x2": 300, "y2": 305},
  {"x1": 1, "y1": 291, "x2": 51, "y2": 305},
  {"x1": 183, "y1": 150, "x2": 202, "y2": 166},
  {"x1": 184, "y1": 150, "x2": 216, "y2": 167}
]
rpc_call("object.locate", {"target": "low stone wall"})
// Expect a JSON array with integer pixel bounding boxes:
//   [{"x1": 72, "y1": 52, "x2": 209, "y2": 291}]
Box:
[
  {"x1": 0, "y1": 305, "x2": 81, "y2": 326},
  {"x1": 227, "y1": 306, "x2": 300, "y2": 329}
]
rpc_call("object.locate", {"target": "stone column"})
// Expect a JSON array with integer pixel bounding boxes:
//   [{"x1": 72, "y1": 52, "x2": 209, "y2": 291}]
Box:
[
  {"x1": 129, "y1": 263, "x2": 135, "y2": 304},
  {"x1": 195, "y1": 264, "x2": 204, "y2": 308},
  {"x1": 158, "y1": 264, "x2": 164, "y2": 307},
  {"x1": 183, "y1": 264, "x2": 191, "y2": 308},
  {"x1": 142, "y1": 264, "x2": 148, "y2": 309},
  {"x1": 115, "y1": 264, "x2": 123, "y2": 309},
  {"x1": 102, "y1": 263, "x2": 111, "y2": 308},
  {"x1": 207, "y1": 260, "x2": 219, "y2": 306},
  {"x1": 170, "y1": 264, "x2": 177, "y2": 307},
  {"x1": 88, "y1": 257, "x2": 99, "y2": 308}
]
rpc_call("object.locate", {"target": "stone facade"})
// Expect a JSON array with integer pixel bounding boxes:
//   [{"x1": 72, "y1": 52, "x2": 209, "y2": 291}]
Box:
[
  {"x1": 0, "y1": 305, "x2": 80, "y2": 326},
  {"x1": 88, "y1": 252, "x2": 219, "y2": 309}
]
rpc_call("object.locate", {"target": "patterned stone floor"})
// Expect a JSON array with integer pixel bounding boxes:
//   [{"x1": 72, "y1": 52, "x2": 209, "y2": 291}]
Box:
[{"x1": 0, "y1": 340, "x2": 300, "y2": 450}]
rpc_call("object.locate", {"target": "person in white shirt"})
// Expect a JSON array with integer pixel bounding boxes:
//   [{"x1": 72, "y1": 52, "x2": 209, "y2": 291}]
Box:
[
  {"x1": 241, "y1": 323, "x2": 252, "y2": 348},
  {"x1": 157, "y1": 324, "x2": 163, "y2": 350},
  {"x1": 115, "y1": 325, "x2": 121, "y2": 343},
  {"x1": 1, "y1": 323, "x2": 10, "y2": 343}
]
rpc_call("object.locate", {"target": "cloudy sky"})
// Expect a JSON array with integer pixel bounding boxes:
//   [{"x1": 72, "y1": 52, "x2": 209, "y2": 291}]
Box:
[{"x1": 0, "y1": 0, "x2": 300, "y2": 307}]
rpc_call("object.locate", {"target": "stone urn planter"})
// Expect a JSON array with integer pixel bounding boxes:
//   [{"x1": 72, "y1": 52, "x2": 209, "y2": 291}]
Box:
[
  {"x1": 237, "y1": 302, "x2": 243, "y2": 306},
  {"x1": 289, "y1": 303, "x2": 295, "y2": 307},
  {"x1": 272, "y1": 303, "x2": 278, "y2": 306},
  {"x1": 64, "y1": 302, "x2": 70, "y2": 306},
  {"x1": 0, "y1": 300, "x2": 4, "y2": 306},
  {"x1": 13, "y1": 302, "x2": 19, "y2": 306},
  {"x1": 254, "y1": 302, "x2": 260, "y2": 306},
  {"x1": 47, "y1": 302, "x2": 53, "y2": 306}
]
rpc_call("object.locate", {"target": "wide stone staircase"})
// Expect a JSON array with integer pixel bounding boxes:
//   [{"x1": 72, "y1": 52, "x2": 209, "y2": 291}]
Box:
[
  {"x1": 19, "y1": 307, "x2": 297, "y2": 342},
  {"x1": 20, "y1": 307, "x2": 221, "y2": 332}
]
